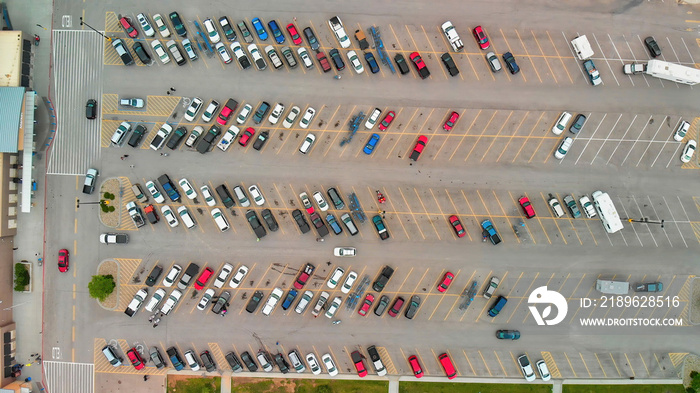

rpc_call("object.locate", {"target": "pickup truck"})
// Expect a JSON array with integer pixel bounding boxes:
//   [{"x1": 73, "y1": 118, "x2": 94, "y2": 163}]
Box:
[
  {"x1": 441, "y1": 21, "x2": 464, "y2": 51},
  {"x1": 124, "y1": 288, "x2": 148, "y2": 317},
  {"x1": 149, "y1": 124, "x2": 173, "y2": 150},
  {"x1": 481, "y1": 219, "x2": 502, "y2": 245},
  {"x1": 144, "y1": 204, "x2": 159, "y2": 224},
  {"x1": 623, "y1": 63, "x2": 646, "y2": 75},
  {"x1": 99, "y1": 233, "x2": 129, "y2": 244},
  {"x1": 196, "y1": 125, "x2": 221, "y2": 154},
  {"x1": 635, "y1": 282, "x2": 663, "y2": 292},
  {"x1": 354, "y1": 29, "x2": 369, "y2": 50},
  {"x1": 583, "y1": 59, "x2": 602, "y2": 86},
  {"x1": 157, "y1": 174, "x2": 181, "y2": 202},
  {"x1": 83, "y1": 168, "x2": 98, "y2": 194},
  {"x1": 119, "y1": 98, "x2": 144, "y2": 108},
  {"x1": 126, "y1": 202, "x2": 146, "y2": 228},
  {"x1": 328, "y1": 16, "x2": 350, "y2": 48},
  {"x1": 217, "y1": 126, "x2": 238, "y2": 151}
]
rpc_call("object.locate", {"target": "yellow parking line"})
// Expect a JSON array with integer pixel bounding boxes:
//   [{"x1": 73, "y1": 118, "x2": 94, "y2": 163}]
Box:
[
  {"x1": 595, "y1": 353, "x2": 608, "y2": 378},
  {"x1": 497, "y1": 28, "x2": 520, "y2": 82},
  {"x1": 413, "y1": 187, "x2": 441, "y2": 239},
  {"x1": 579, "y1": 353, "x2": 592, "y2": 378},
  {"x1": 464, "y1": 111, "x2": 498, "y2": 162},
  {"x1": 433, "y1": 109, "x2": 467, "y2": 160},
  {"x1": 441, "y1": 269, "x2": 465, "y2": 320},
  {"x1": 410, "y1": 268, "x2": 431, "y2": 294},
  {"x1": 545, "y1": 30, "x2": 574, "y2": 84},
  {"x1": 323, "y1": 105, "x2": 356, "y2": 157},
  {"x1": 420, "y1": 25, "x2": 447, "y2": 80},
  {"x1": 541, "y1": 351, "x2": 562, "y2": 378},
  {"x1": 444, "y1": 189, "x2": 473, "y2": 241},
  {"x1": 462, "y1": 350, "x2": 476, "y2": 375},
  {"x1": 556, "y1": 273, "x2": 571, "y2": 293},
  {"x1": 624, "y1": 353, "x2": 636, "y2": 377},
  {"x1": 428, "y1": 188, "x2": 449, "y2": 237},
  {"x1": 506, "y1": 272, "x2": 539, "y2": 323},
  {"x1": 475, "y1": 189, "x2": 492, "y2": 216},
  {"x1": 649, "y1": 275, "x2": 675, "y2": 318},
  {"x1": 514, "y1": 29, "x2": 541, "y2": 83},
  {"x1": 399, "y1": 348, "x2": 408, "y2": 371},
  {"x1": 477, "y1": 350, "x2": 492, "y2": 376},
  {"x1": 448, "y1": 109, "x2": 481, "y2": 161},
  {"x1": 512, "y1": 112, "x2": 545, "y2": 163},
  {"x1": 540, "y1": 192, "x2": 566, "y2": 244},
  {"x1": 653, "y1": 353, "x2": 663, "y2": 377},
  {"x1": 498, "y1": 112, "x2": 529, "y2": 162},
  {"x1": 397, "y1": 187, "x2": 426, "y2": 239},
  {"x1": 530, "y1": 30, "x2": 557, "y2": 84},
  {"x1": 480, "y1": 111, "x2": 514, "y2": 162},
  {"x1": 396, "y1": 267, "x2": 414, "y2": 294},
  {"x1": 395, "y1": 108, "x2": 434, "y2": 159},
  {"x1": 506, "y1": 191, "x2": 526, "y2": 244},
  {"x1": 563, "y1": 352, "x2": 577, "y2": 377},
  {"x1": 494, "y1": 351, "x2": 508, "y2": 376},
  {"x1": 521, "y1": 273, "x2": 554, "y2": 323},
  {"x1": 381, "y1": 107, "x2": 414, "y2": 159},
  {"x1": 639, "y1": 353, "x2": 651, "y2": 377}
]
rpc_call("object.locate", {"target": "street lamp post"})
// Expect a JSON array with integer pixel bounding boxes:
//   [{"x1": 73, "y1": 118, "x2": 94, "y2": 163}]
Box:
[
  {"x1": 79, "y1": 17, "x2": 111, "y2": 41},
  {"x1": 627, "y1": 217, "x2": 665, "y2": 228},
  {"x1": 76, "y1": 199, "x2": 107, "y2": 209}
]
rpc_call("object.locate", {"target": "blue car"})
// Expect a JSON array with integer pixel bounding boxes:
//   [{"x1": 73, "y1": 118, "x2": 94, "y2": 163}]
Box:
[
  {"x1": 325, "y1": 214, "x2": 343, "y2": 235},
  {"x1": 281, "y1": 289, "x2": 298, "y2": 310},
  {"x1": 251, "y1": 18, "x2": 268, "y2": 40},
  {"x1": 363, "y1": 133, "x2": 380, "y2": 155},
  {"x1": 267, "y1": 20, "x2": 284, "y2": 44},
  {"x1": 364, "y1": 52, "x2": 380, "y2": 74}
]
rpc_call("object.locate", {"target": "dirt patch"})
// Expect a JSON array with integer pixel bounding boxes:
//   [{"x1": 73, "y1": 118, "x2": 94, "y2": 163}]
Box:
[
  {"x1": 683, "y1": 354, "x2": 700, "y2": 388},
  {"x1": 97, "y1": 260, "x2": 118, "y2": 309},
  {"x1": 690, "y1": 277, "x2": 700, "y2": 324},
  {"x1": 99, "y1": 178, "x2": 121, "y2": 228}
]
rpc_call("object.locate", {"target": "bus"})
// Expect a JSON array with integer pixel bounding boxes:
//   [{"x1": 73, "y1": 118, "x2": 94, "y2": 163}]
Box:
[
  {"x1": 645, "y1": 59, "x2": 700, "y2": 86},
  {"x1": 591, "y1": 191, "x2": 623, "y2": 234}
]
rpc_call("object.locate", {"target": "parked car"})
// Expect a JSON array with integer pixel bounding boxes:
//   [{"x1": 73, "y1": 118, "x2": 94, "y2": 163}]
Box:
[
  {"x1": 518, "y1": 354, "x2": 536, "y2": 381},
  {"x1": 645, "y1": 36, "x2": 661, "y2": 57}
]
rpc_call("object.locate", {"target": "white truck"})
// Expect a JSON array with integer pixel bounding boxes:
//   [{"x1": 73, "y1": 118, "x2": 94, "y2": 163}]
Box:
[
  {"x1": 126, "y1": 201, "x2": 146, "y2": 228},
  {"x1": 441, "y1": 21, "x2": 464, "y2": 51},
  {"x1": 571, "y1": 35, "x2": 594, "y2": 60},
  {"x1": 217, "y1": 126, "x2": 239, "y2": 152},
  {"x1": 645, "y1": 59, "x2": 700, "y2": 86},
  {"x1": 596, "y1": 279, "x2": 629, "y2": 295}
]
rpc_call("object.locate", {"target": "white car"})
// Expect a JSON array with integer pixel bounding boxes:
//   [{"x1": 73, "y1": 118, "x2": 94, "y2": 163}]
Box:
[
  {"x1": 248, "y1": 185, "x2": 265, "y2": 206},
  {"x1": 579, "y1": 196, "x2": 597, "y2": 218},
  {"x1": 161, "y1": 205, "x2": 178, "y2": 227},
  {"x1": 229, "y1": 265, "x2": 249, "y2": 288},
  {"x1": 681, "y1": 140, "x2": 696, "y2": 163},
  {"x1": 201, "y1": 100, "x2": 220, "y2": 123},
  {"x1": 215, "y1": 42, "x2": 232, "y2": 64},
  {"x1": 333, "y1": 247, "x2": 356, "y2": 257},
  {"x1": 257, "y1": 352, "x2": 273, "y2": 372},
  {"x1": 299, "y1": 107, "x2": 316, "y2": 129},
  {"x1": 146, "y1": 181, "x2": 165, "y2": 204},
  {"x1": 217, "y1": 126, "x2": 239, "y2": 151},
  {"x1": 160, "y1": 289, "x2": 182, "y2": 315},
  {"x1": 340, "y1": 271, "x2": 358, "y2": 294},
  {"x1": 552, "y1": 111, "x2": 572, "y2": 135},
  {"x1": 312, "y1": 192, "x2": 329, "y2": 211},
  {"x1": 184, "y1": 97, "x2": 203, "y2": 122},
  {"x1": 299, "y1": 192, "x2": 313, "y2": 211},
  {"x1": 322, "y1": 353, "x2": 338, "y2": 377},
  {"x1": 178, "y1": 178, "x2": 197, "y2": 200},
  {"x1": 297, "y1": 47, "x2": 313, "y2": 68},
  {"x1": 124, "y1": 288, "x2": 148, "y2": 317},
  {"x1": 327, "y1": 267, "x2": 345, "y2": 289},
  {"x1": 149, "y1": 123, "x2": 172, "y2": 150},
  {"x1": 554, "y1": 137, "x2": 573, "y2": 160},
  {"x1": 518, "y1": 354, "x2": 536, "y2": 382},
  {"x1": 177, "y1": 206, "x2": 197, "y2": 229},
  {"x1": 162, "y1": 264, "x2": 182, "y2": 287},
  {"x1": 211, "y1": 208, "x2": 230, "y2": 232},
  {"x1": 262, "y1": 287, "x2": 284, "y2": 316},
  {"x1": 324, "y1": 296, "x2": 342, "y2": 318},
  {"x1": 200, "y1": 185, "x2": 216, "y2": 206},
  {"x1": 237, "y1": 104, "x2": 253, "y2": 124},
  {"x1": 674, "y1": 120, "x2": 690, "y2": 142},
  {"x1": 152, "y1": 14, "x2": 171, "y2": 38},
  {"x1": 197, "y1": 288, "x2": 216, "y2": 310},
  {"x1": 136, "y1": 14, "x2": 155, "y2": 37},
  {"x1": 203, "y1": 18, "x2": 220, "y2": 44},
  {"x1": 347, "y1": 50, "x2": 364, "y2": 74},
  {"x1": 231, "y1": 42, "x2": 251, "y2": 69},
  {"x1": 214, "y1": 263, "x2": 233, "y2": 288},
  {"x1": 295, "y1": 290, "x2": 314, "y2": 314},
  {"x1": 182, "y1": 39, "x2": 197, "y2": 61},
  {"x1": 144, "y1": 288, "x2": 166, "y2": 312},
  {"x1": 150, "y1": 40, "x2": 170, "y2": 64},
  {"x1": 299, "y1": 133, "x2": 316, "y2": 154},
  {"x1": 248, "y1": 43, "x2": 267, "y2": 70},
  {"x1": 283, "y1": 106, "x2": 301, "y2": 128},
  {"x1": 536, "y1": 360, "x2": 551, "y2": 381},
  {"x1": 328, "y1": 16, "x2": 350, "y2": 48},
  {"x1": 233, "y1": 185, "x2": 251, "y2": 207},
  {"x1": 184, "y1": 350, "x2": 200, "y2": 371},
  {"x1": 365, "y1": 108, "x2": 381, "y2": 130},
  {"x1": 268, "y1": 103, "x2": 285, "y2": 125},
  {"x1": 185, "y1": 126, "x2": 203, "y2": 147},
  {"x1": 306, "y1": 353, "x2": 322, "y2": 375}
]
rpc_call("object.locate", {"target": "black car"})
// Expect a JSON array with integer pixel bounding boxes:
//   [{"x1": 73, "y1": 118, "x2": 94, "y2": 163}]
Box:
[
  {"x1": 374, "y1": 295, "x2": 390, "y2": 316},
  {"x1": 245, "y1": 210, "x2": 267, "y2": 239},
  {"x1": 219, "y1": 16, "x2": 237, "y2": 41},
  {"x1": 570, "y1": 114, "x2": 586, "y2": 134},
  {"x1": 225, "y1": 351, "x2": 243, "y2": 372},
  {"x1": 215, "y1": 184, "x2": 235, "y2": 208},
  {"x1": 372, "y1": 265, "x2": 394, "y2": 292},
  {"x1": 303, "y1": 27, "x2": 319, "y2": 51},
  {"x1": 246, "y1": 290, "x2": 264, "y2": 313},
  {"x1": 169, "y1": 12, "x2": 187, "y2": 37},
  {"x1": 441, "y1": 53, "x2": 459, "y2": 76},
  {"x1": 274, "y1": 353, "x2": 290, "y2": 374},
  {"x1": 502, "y1": 52, "x2": 519, "y2": 74},
  {"x1": 292, "y1": 209, "x2": 311, "y2": 233},
  {"x1": 86, "y1": 99, "x2": 97, "y2": 119},
  {"x1": 364, "y1": 51, "x2": 380, "y2": 74},
  {"x1": 261, "y1": 209, "x2": 278, "y2": 231},
  {"x1": 167, "y1": 347, "x2": 185, "y2": 371},
  {"x1": 127, "y1": 124, "x2": 147, "y2": 148},
  {"x1": 196, "y1": 125, "x2": 221, "y2": 154},
  {"x1": 145, "y1": 265, "x2": 163, "y2": 286},
  {"x1": 253, "y1": 102, "x2": 270, "y2": 124},
  {"x1": 329, "y1": 49, "x2": 345, "y2": 70},
  {"x1": 133, "y1": 42, "x2": 151, "y2": 64},
  {"x1": 644, "y1": 36, "x2": 661, "y2": 58},
  {"x1": 166, "y1": 126, "x2": 187, "y2": 150},
  {"x1": 404, "y1": 295, "x2": 421, "y2": 319},
  {"x1": 309, "y1": 212, "x2": 329, "y2": 237},
  {"x1": 253, "y1": 130, "x2": 269, "y2": 151},
  {"x1": 240, "y1": 351, "x2": 258, "y2": 371},
  {"x1": 394, "y1": 54, "x2": 410, "y2": 75},
  {"x1": 326, "y1": 187, "x2": 345, "y2": 209},
  {"x1": 150, "y1": 346, "x2": 166, "y2": 369},
  {"x1": 212, "y1": 291, "x2": 231, "y2": 315},
  {"x1": 200, "y1": 350, "x2": 216, "y2": 372},
  {"x1": 178, "y1": 263, "x2": 200, "y2": 290}
]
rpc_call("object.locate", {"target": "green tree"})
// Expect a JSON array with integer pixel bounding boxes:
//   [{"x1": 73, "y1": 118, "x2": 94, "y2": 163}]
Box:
[
  {"x1": 88, "y1": 275, "x2": 115, "y2": 301},
  {"x1": 13, "y1": 263, "x2": 29, "y2": 291},
  {"x1": 691, "y1": 371, "x2": 700, "y2": 392}
]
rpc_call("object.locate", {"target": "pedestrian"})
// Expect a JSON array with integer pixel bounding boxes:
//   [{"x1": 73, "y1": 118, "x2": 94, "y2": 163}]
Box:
[
  {"x1": 129, "y1": 165, "x2": 135, "y2": 168},
  {"x1": 294, "y1": 17, "x2": 297, "y2": 21},
  {"x1": 148, "y1": 315, "x2": 154, "y2": 323},
  {"x1": 170, "y1": 87, "x2": 176, "y2": 91},
  {"x1": 120, "y1": 156, "x2": 124, "y2": 160},
  {"x1": 143, "y1": 375, "x2": 149, "y2": 381},
  {"x1": 276, "y1": 341, "x2": 279, "y2": 345},
  {"x1": 123, "y1": 154, "x2": 129, "y2": 158},
  {"x1": 166, "y1": 91, "x2": 171, "y2": 95}
]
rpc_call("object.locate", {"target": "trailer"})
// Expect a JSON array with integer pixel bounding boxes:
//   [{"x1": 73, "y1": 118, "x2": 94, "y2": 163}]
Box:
[
  {"x1": 645, "y1": 59, "x2": 700, "y2": 86},
  {"x1": 571, "y1": 35, "x2": 593, "y2": 60},
  {"x1": 596, "y1": 279, "x2": 629, "y2": 295}
]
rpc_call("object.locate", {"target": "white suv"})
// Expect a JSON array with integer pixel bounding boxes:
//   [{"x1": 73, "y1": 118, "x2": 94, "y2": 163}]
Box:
[
  {"x1": 552, "y1": 111, "x2": 572, "y2": 135},
  {"x1": 184, "y1": 97, "x2": 203, "y2": 122},
  {"x1": 262, "y1": 287, "x2": 283, "y2": 316}
]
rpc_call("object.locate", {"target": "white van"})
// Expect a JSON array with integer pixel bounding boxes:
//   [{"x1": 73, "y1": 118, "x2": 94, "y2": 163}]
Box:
[
  {"x1": 177, "y1": 206, "x2": 196, "y2": 229},
  {"x1": 211, "y1": 208, "x2": 230, "y2": 232},
  {"x1": 571, "y1": 35, "x2": 594, "y2": 61}
]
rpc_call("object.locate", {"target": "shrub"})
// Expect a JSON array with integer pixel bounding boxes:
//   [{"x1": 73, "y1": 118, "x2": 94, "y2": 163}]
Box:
[
  {"x1": 88, "y1": 275, "x2": 115, "y2": 301},
  {"x1": 13, "y1": 263, "x2": 29, "y2": 291}
]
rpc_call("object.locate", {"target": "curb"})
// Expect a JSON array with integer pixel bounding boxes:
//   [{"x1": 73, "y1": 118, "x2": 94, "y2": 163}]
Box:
[
  {"x1": 689, "y1": 277, "x2": 699, "y2": 325},
  {"x1": 96, "y1": 259, "x2": 119, "y2": 311},
  {"x1": 97, "y1": 177, "x2": 122, "y2": 229}
]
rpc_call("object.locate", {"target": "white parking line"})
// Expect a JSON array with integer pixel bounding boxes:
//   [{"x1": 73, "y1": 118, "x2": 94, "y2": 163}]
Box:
[
  {"x1": 590, "y1": 114, "x2": 622, "y2": 165},
  {"x1": 620, "y1": 115, "x2": 652, "y2": 165},
  {"x1": 635, "y1": 120, "x2": 665, "y2": 167},
  {"x1": 664, "y1": 196, "x2": 689, "y2": 248},
  {"x1": 663, "y1": 36, "x2": 683, "y2": 64},
  {"x1": 559, "y1": 112, "x2": 592, "y2": 165},
  {"x1": 605, "y1": 115, "x2": 637, "y2": 165},
  {"x1": 615, "y1": 198, "x2": 638, "y2": 246},
  {"x1": 622, "y1": 34, "x2": 651, "y2": 87},
  {"x1": 566, "y1": 31, "x2": 588, "y2": 82},
  {"x1": 646, "y1": 195, "x2": 673, "y2": 246},
  {"x1": 631, "y1": 196, "x2": 658, "y2": 247},
  {"x1": 664, "y1": 141, "x2": 683, "y2": 168},
  {"x1": 649, "y1": 117, "x2": 680, "y2": 167},
  {"x1": 574, "y1": 113, "x2": 606, "y2": 165},
  {"x1": 637, "y1": 35, "x2": 667, "y2": 88},
  {"x1": 591, "y1": 33, "x2": 620, "y2": 86},
  {"x1": 680, "y1": 36, "x2": 696, "y2": 64}
]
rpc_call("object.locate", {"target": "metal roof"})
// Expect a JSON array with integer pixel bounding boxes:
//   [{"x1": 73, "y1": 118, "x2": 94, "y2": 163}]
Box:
[{"x1": 0, "y1": 87, "x2": 25, "y2": 153}]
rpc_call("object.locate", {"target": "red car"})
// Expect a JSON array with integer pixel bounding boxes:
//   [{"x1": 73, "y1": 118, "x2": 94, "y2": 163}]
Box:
[
  {"x1": 294, "y1": 263, "x2": 315, "y2": 289},
  {"x1": 409, "y1": 52, "x2": 431, "y2": 79},
  {"x1": 387, "y1": 296, "x2": 404, "y2": 317},
  {"x1": 358, "y1": 293, "x2": 375, "y2": 316},
  {"x1": 443, "y1": 111, "x2": 459, "y2": 131},
  {"x1": 518, "y1": 196, "x2": 536, "y2": 219},
  {"x1": 439, "y1": 353, "x2": 457, "y2": 379},
  {"x1": 408, "y1": 355, "x2": 424, "y2": 378},
  {"x1": 58, "y1": 249, "x2": 69, "y2": 273},
  {"x1": 409, "y1": 135, "x2": 428, "y2": 161},
  {"x1": 194, "y1": 267, "x2": 214, "y2": 290},
  {"x1": 239, "y1": 127, "x2": 255, "y2": 146},
  {"x1": 449, "y1": 215, "x2": 466, "y2": 238},
  {"x1": 119, "y1": 17, "x2": 138, "y2": 38},
  {"x1": 473, "y1": 26, "x2": 490, "y2": 49},
  {"x1": 217, "y1": 99, "x2": 238, "y2": 125},
  {"x1": 127, "y1": 348, "x2": 145, "y2": 370},
  {"x1": 286, "y1": 23, "x2": 303, "y2": 45},
  {"x1": 317, "y1": 52, "x2": 331, "y2": 72},
  {"x1": 378, "y1": 111, "x2": 396, "y2": 131},
  {"x1": 437, "y1": 272, "x2": 454, "y2": 292},
  {"x1": 351, "y1": 350, "x2": 368, "y2": 377}
]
